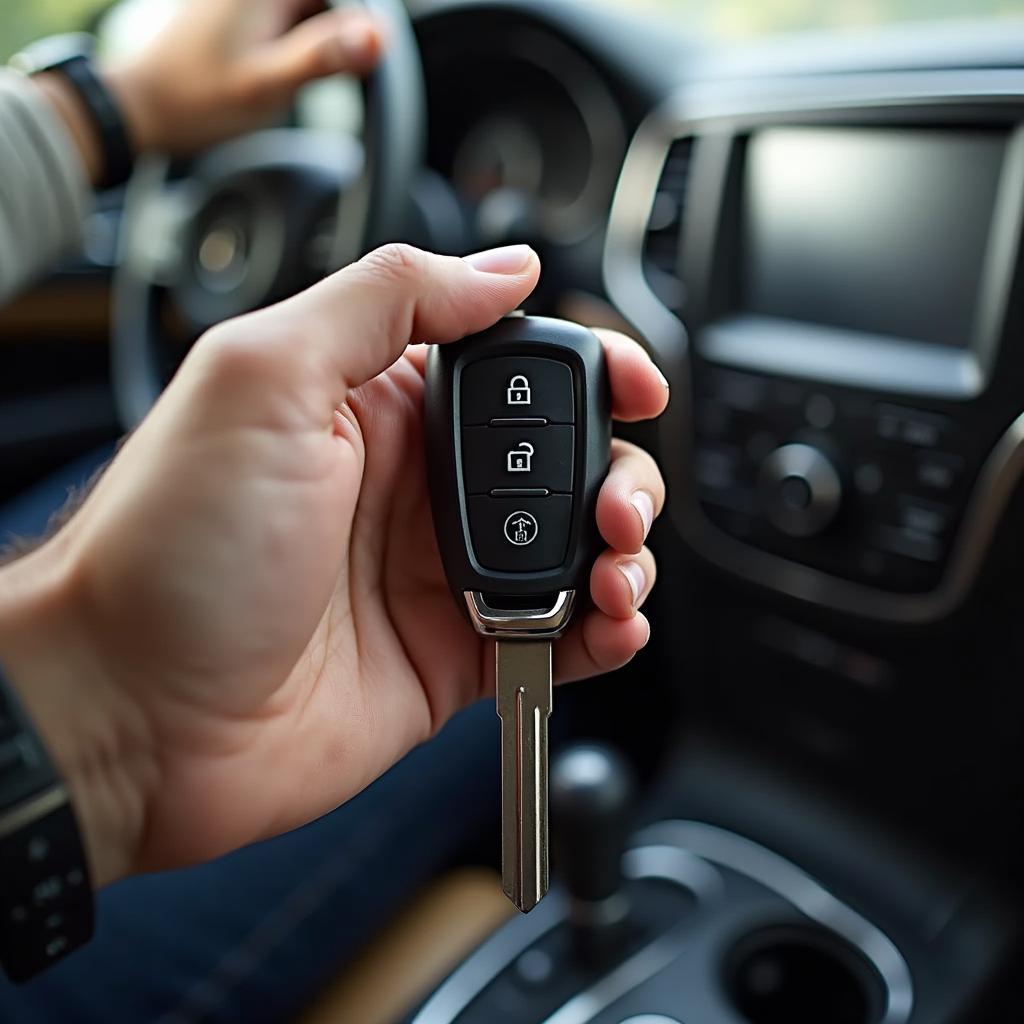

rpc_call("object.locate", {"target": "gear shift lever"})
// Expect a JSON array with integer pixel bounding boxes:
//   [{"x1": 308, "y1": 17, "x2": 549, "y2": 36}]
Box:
[{"x1": 551, "y1": 743, "x2": 637, "y2": 963}]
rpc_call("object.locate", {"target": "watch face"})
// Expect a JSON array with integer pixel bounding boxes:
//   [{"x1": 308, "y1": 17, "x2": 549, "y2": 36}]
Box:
[{"x1": 8, "y1": 32, "x2": 94, "y2": 76}]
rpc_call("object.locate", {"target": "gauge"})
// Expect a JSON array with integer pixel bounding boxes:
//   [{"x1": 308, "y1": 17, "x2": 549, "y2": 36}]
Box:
[
  {"x1": 452, "y1": 116, "x2": 545, "y2": 201},
  {"x1": 432, "y1": 27, "x2": 626, "y2": 247}
]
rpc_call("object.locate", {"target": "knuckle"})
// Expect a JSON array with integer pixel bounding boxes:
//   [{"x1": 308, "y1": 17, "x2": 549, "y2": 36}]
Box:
[
  {"x1": 198, "y1": 322, "x2": 277, "y2": 384},
  {"x1": 359, "y1": 242, "x2": 424, "y2": 284}
]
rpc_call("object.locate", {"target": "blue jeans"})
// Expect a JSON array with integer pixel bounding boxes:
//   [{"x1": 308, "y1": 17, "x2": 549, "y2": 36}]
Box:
[{"x1": 0, "y1": 449, "x2": 501, "y2": 1023}]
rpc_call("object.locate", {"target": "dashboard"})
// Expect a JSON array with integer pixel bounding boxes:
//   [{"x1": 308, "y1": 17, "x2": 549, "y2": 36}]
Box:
[{"x1": 413, "y1": 1, "x2": 684, "y2": 263}]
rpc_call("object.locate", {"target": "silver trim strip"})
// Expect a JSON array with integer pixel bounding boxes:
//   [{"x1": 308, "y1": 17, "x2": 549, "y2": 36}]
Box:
[
  {"x1": 465, "y1": 590, "x2": 576, "y2": 638},
  {"x1": 603, "y1": 69, "x2": 1024, "y2": 622},
  {"x1": 541, "y1": 930, "x2": 689, "y2": 1024},
  {"x1": 0, "y1": 784, "x2": 69, "y2": 840}
]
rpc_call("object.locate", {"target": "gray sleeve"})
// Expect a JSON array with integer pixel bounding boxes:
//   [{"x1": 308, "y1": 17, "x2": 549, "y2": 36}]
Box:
[{"x1": 0, "y1": 69, "x2": 91, "y2": 305}]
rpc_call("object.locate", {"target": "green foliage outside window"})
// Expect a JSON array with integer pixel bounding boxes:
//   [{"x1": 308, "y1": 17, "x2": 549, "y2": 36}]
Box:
[
  {"x1": 2, "y1": 1, "x2": 112, "y2": 60},
  {"x1": 624, "y1": 0, "x2": 1023, "y2": 39},
  {"x1": 1, "y1": 0, "x2": 1021, "y2": 63}
]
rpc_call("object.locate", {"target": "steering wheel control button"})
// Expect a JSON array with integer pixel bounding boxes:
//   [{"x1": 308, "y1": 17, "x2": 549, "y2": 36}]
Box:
[
  {"x1": 759, "y1": 443, "x2": 842, "y2": 538},
  {"x1": 462, "y1": 425, "x2": 574, "y2": 494},
  {"x1": 461, "y1": 357, "x2": 574, "y2": 425},
  {"x1": 468, "y1": 495, "x2": 572, "y2": 571}
]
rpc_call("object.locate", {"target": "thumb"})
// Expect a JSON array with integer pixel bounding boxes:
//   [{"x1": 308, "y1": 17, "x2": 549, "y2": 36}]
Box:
[
  {"x1": 281, "y1": 242, "x2": 541, "y2": 398},
  {"x1": 252, "y1": 8, "x2": 384, "y2": 94}
]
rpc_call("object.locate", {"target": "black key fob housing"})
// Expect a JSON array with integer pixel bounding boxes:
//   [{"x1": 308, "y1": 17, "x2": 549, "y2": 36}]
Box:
[{"x1": 425, "y1": 316, "x2": 611, "y2": 604}]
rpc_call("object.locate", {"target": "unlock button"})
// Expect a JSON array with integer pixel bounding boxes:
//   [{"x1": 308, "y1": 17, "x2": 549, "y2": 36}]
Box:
[{"x1": 462, "y1": 425, "x2": 574, "y2": 494}]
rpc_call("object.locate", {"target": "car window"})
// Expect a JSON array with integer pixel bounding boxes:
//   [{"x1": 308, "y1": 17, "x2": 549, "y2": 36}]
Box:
[
  {"x1": 1, "y1": 1, "x2": 112, "y2": 59},
  {"x1": 598, "y1": 0, "x2": 1022, "y2": 39}
]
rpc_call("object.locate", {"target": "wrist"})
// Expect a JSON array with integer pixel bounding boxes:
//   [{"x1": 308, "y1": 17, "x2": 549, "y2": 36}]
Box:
[
  {"x1": 33, "y1": 71, "x2": 104, "y2": 186},
  {"x1": 0, "y1": 541, "x2": 154, "y2": 886},
  {"x1": 102, "y1": 63, "x2": 159, "y2": 154}
]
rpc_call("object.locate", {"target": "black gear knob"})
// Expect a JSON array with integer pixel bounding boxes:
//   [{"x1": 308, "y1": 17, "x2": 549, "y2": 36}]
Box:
[{"x1": 551, "y1": 743, "x2": 636, "y2": 960}]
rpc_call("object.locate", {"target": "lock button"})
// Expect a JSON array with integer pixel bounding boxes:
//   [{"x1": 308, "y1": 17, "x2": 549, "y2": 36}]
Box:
[
  {"x1": 507, "y1": 375, "x2": 531, "y2": 405},
  {"x1": 461, "y1": 357, "x2": 574, "y2": 426},
  {"x1": 462, "y1": 425, "x2": 574, "y2": 495}
]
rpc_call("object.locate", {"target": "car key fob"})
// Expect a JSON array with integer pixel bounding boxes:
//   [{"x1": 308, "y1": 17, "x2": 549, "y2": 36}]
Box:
[
  {"x1": 425, "y1": 314, "x2": 610, "y2": 912},
  {"x1": 425, "y1": 314, "x2": 611, "y2": 621}
]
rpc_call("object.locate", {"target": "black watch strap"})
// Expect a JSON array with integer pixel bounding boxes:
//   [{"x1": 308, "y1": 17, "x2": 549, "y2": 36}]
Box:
[
  {"x1": 53, "y1": 54, "x2": 134, "y2": 190},
  {"x1": 0, "y1": 663, "x2": 93, "y2": 983}
]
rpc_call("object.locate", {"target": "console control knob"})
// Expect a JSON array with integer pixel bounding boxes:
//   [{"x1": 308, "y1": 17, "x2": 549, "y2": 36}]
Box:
[{"x1": 759, "y1": 443, "x2": 841, "y2": 538}]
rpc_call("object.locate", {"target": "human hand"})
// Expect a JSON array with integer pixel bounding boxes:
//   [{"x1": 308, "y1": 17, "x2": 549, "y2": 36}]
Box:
[
  {"x1": 35, "y1": 1, "x2": 384, "y2": 184},
  {"x1": 0, "y1": 244, "x2": 668, "y2": 887},
  {"x1": 106, "y1": 0, "x2": 384, "y2": 155}
]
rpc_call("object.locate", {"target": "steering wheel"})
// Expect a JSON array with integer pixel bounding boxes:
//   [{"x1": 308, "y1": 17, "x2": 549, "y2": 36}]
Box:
[{"x1": 112, "y1": 0, "x2": 425, "y2": 428}]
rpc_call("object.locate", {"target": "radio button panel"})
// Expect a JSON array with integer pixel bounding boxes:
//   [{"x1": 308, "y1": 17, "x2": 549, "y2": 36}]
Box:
[{"x1": 692, "y1": 367, "x2": 975, "y2": 595}]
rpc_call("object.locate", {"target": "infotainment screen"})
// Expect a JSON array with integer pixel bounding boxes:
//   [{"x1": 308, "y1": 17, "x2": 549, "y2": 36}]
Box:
[{"x1": 739, "y1": 127, "x2": 1007, "y2": 349}]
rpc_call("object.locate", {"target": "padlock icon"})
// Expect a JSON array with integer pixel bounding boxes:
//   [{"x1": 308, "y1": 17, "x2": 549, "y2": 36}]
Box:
[
  {"x1": 507, "y1": 441, "x2": 534, "y2": 473},
  {"x1": 506, "y1": 375, "x2": 531, "y2": 406}
]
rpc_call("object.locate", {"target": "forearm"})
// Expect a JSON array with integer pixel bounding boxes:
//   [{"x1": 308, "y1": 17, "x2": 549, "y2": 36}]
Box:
[{"x1": 0, "y1": 543, "x2": 151, "y2": 887}]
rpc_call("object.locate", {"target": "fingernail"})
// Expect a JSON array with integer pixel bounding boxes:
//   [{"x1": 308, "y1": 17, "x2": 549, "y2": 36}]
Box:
[
  {"x1": 639, "y1": 613, "x2": 652, "y2": 648},
  {"x1": 464, "y1": 245, "x2": 534, "y2": 275},
  {"x1": 631, "y1": 490, "x2": 655, "y2": 540},
  {"x1": 619, "y1": 561, "x2": 647, "y2": 609}
]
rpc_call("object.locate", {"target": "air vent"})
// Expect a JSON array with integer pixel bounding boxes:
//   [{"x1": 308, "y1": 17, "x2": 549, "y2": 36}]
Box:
[{"x1": 643, "y1": 136, "x2": 693, "y2": 313}]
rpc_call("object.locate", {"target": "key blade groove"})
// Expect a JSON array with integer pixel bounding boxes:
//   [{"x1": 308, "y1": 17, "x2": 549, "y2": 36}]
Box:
[{"x1": 496, "y1": 640, "x2": 552, "y2": 913}]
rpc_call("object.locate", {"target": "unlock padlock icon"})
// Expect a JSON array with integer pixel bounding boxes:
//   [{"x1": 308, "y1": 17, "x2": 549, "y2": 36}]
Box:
[
  {"x1": 506, "y1": 375, "x2": 531, "y2": 405},
  {"x1": 507, "y1": 441, "x2": 534, "y2": 473}
]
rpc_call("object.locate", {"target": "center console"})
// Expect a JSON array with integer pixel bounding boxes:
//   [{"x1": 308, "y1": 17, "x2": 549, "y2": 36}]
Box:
[{"x1": 409, "y1": 747, "x2": 926, "y2": 1024}]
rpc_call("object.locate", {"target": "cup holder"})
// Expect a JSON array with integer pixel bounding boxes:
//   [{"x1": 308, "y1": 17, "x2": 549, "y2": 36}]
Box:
[{"x1": 724, "y1": 924, "x2": 887, "y2": 1024}]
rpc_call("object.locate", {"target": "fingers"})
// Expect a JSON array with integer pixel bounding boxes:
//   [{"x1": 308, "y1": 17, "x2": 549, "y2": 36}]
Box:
[
  {"x1": 594, "y1": 329, "x2": 670, "y2": 423},
  {"x1": 555, "y1": 437, "x2": 666, "y2": 683},
  {"x1": 590, "y1": 545, "x2": 657, "y2": 619},
  {"x1": 555, "y1": 609, "x2": 651, "y2": 684},
  {"x1": 283, "y1": 243, "x2": 540, "y2": 399},
  {"x1": 255, "y1": 8, "x2": 385, "y2": 93},
  {"x1": 596, "y1": 438, "x2": 665, "y2": 555}
]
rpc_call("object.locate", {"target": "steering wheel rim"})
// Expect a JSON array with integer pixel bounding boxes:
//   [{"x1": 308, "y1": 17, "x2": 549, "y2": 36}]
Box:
[{"x1": 112, "y1": 0, "x2": 426, "y2": 428}]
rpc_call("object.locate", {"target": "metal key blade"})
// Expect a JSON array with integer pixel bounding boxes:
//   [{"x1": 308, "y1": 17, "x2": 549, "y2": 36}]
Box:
[{"x1": 496, "y1": 639, "x2": 552, "y2": 912}]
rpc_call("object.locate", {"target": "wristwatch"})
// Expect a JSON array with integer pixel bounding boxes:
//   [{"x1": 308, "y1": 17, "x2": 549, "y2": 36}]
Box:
[
  {"x1": 9, "y1": 32, "x2": 135, "y2": 190},
  {"x1": 0, "y1": 661, "x2": 93, "y2": 982}
]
